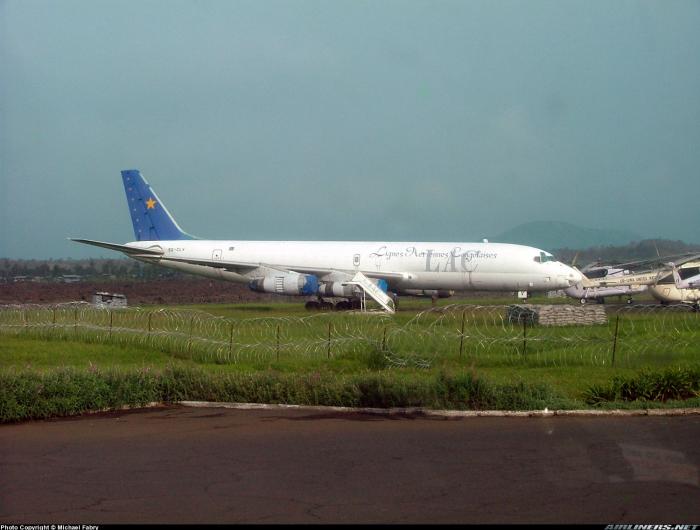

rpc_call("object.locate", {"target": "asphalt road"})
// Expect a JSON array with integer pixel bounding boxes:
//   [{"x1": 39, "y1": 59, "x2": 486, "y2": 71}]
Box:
[{"x1": 1, "y1": 406, "x2": 699, "y2": 524}]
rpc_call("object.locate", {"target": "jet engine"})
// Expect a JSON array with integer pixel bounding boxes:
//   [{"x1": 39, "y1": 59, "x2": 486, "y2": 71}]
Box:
[
  {"x1": 249, "y1": 272, "x2": 319, "y2": 296},
  {"x1": 318, "y1": 277, "x2": 389, "y2": 298},
  {"x1": 318, "y1": 282, "x2": 357, "y2": 298}
]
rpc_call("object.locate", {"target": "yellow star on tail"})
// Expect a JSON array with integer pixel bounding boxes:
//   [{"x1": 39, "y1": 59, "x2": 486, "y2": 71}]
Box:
[{"x1": 146, "y1": 197, "x2": 157, "y2": 209}]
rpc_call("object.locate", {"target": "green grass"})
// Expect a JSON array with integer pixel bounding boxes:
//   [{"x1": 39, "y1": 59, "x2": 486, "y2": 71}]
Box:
[
  {"x1": 1, "y1": 332, "x2": 697, "y2": 404},
  {"x1": 0, "y1": 336, "x2": 180, "y2": 371},
  {"x1": 583, "y1": 365, "x2": 700, "y2": 404},
  {"x1": 0, "y1": 364, "x2": 578, "y2": 422},
  {"x1": 1, "y1": 300, "x2": 699, "y2": 421}
]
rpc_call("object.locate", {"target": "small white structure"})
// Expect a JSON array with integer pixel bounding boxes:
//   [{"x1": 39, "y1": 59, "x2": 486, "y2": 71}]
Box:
[{"x1": 92, "y1": 292, "x2": 128, "y2": 308}]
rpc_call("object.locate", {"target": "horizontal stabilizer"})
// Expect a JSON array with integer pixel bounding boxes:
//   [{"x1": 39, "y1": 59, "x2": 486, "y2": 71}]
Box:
[{"x1": 69, "y1": 238, "x2": 164, "y2": 257}]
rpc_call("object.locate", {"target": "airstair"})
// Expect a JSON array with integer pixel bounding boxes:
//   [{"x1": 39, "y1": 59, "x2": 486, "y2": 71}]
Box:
[{"x1": 346, "y1": 272, "x2": 396, "y2": 314}]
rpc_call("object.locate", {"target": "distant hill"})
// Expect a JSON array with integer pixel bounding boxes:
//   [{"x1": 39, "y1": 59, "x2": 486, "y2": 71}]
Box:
[{"x1": 493, "y1": 221, "x2": 642, "y2": 251}]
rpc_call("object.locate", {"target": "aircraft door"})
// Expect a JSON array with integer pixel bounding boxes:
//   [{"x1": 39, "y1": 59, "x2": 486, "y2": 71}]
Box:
[
  {"x1": 353, "y1": 253, "x2": 361, "y2": 270},
  {"x1": 212, "y1": 249, "x2": 222, "y2": 260}
]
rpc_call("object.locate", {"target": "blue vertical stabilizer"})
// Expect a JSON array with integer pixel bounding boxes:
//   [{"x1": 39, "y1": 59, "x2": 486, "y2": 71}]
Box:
[{"x1": 121, "y1": 169, "x2": 194, "y2": 241}]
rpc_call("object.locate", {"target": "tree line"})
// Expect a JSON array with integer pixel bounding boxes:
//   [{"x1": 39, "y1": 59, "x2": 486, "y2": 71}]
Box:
[
  {"x1": 0, "y1": 258, "x2": 187, "y2": 282},
  {"x1": 553, "y1": 239, "x2": 700, "y2": 267}
]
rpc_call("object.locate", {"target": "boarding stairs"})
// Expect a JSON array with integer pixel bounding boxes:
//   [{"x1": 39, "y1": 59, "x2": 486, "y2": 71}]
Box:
[{"x1": 346, "y1": 272, "x2": 396, "y2": 314}]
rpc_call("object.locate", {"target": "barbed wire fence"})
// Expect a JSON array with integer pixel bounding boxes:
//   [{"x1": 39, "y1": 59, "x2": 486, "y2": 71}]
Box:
[{"x1": 0, "y1": 302, "x2": 698, "y2": 368}]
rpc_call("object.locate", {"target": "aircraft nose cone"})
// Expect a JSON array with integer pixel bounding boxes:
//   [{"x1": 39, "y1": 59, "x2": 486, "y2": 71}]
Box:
[
  {"x1": 565, "y1": 266, "x2": 584, "y2": 286},
  {"x1": 557, "y1": 264, "x2": 583, "y2": 287}
]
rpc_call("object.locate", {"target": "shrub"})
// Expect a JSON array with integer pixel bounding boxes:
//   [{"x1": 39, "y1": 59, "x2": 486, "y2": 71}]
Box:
[{"x1": 584, "y1": 366, "x2": 700, "y2": 405}]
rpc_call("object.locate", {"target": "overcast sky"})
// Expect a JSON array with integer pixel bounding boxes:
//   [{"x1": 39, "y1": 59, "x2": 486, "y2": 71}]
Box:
[{"x1": 1, "y1": 0, "x2": 699, "y2": 259}]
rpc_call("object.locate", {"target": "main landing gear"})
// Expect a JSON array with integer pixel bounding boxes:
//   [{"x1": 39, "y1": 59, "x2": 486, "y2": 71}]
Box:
[{"x1": 304, "y1": 298, "x2": 362, "y2": 311}]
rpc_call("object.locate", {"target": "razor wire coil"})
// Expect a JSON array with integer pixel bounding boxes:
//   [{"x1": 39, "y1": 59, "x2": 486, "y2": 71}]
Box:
[{"x1": 1, "y1": 302, "x2": 698, "y2": 368}]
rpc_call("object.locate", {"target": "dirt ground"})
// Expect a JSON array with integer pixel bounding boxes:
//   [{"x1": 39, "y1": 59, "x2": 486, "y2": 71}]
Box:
[{"x1": 0, "y1": 278, "x2": 292, "y2": 306}]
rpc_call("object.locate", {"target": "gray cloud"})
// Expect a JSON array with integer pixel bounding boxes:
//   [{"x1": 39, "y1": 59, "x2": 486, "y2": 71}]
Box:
[{"x1": 1, "y1": 0, "x2": 699, "y2": 258}]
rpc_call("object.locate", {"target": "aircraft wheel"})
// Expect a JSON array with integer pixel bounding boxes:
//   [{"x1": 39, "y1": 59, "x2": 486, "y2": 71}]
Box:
[
  {"x1": 626, "y1": 298, "x2": 633, "y2": 305},
  {"x1": 320, "y1": 301, "x2": 334, "y2": 311},
  {"x1": 350, "y1": 299, "x2": 362, "y2": 310},
  {"x1": 335, "y1": 301, "x2": 351, "y2": 311},
  {"x1": 305, "y1": 301, "x2": 321, "y2": 311},
  {"x1": 579, "y1": 298, "x2": 586, "y2": 304}
]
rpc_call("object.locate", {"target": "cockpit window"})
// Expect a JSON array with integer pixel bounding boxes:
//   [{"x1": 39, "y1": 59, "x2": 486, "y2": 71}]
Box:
[
  {"x1": 658, "y1": 272, "x2": 675, "y2": 285},
  {"x1": 534, "y1": 251, "x2": 556, "y2": 263},
  {"x1": 585, "y1": 268, "x2": 609, "y2": 279},
  {"x1": 679, "y1": 266, "x2": 700, "y2": 280}
]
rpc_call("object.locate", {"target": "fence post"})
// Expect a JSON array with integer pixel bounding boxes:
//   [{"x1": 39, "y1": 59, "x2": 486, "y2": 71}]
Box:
[
  {"x1": 522, "y1": 317, "x2": 527, "y2": 356},
  {"x1": 611, "y1": 314, "x2": 620, "y2": 367},
  {"x1": 188, "y1": 315, "x2": 194, "y2": 354},
  {"x1": 109, "y1": 310, "x2": 113, "y2": 340},
  {"x1": 459, "y1": 310, "x2": 466, "y2": 358},
  {"x1": 74, "y1": 307, "x2": 78, "y2": 335},
  {"x1": 327, "y1": 322, "x2": 332, "y2": 359},
  {"x1": 276, "y1": 323, "x2": 280, "y2": 361},
  {"x1": 229, "y1": 321, "x2": 234, "y2": 358},
  {"x1": 52, "y1": 308, "x2": 56, "y2": 326}
]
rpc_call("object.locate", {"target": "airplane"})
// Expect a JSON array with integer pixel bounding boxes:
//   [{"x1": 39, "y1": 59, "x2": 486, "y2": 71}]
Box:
[
  {"x1": 647, "y1": 261, "x2": 700, "y2": 309},
  {"x1": 71, "y1": 169, "x2": 585, "y2": 313},
  {"x1": 576, "y1": 254, "x2": 700, "y2": 310},
  {"x1": 564, "y1": 263, "x2": 647, "y2": 304}
]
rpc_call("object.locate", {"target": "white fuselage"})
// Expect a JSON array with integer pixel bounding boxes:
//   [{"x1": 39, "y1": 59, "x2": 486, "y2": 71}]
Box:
[
  {"x1": 565, "y1": 284, "x2": 648, "y2": 301},
  {"x1": 126, "y1": 240, "x2": 582, "y2": 292},
  {"x1": 649, "y1": 284, "x2": 700, "y2": 304}
]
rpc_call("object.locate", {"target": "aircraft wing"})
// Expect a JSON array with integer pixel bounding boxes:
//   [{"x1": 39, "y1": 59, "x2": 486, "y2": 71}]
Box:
[
  {"x1": 158, "y1": 255, "x2": 407, "y2": 281},
  {"x1": 285, "y1": 265, "x2": 406, "y2": 282}
]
